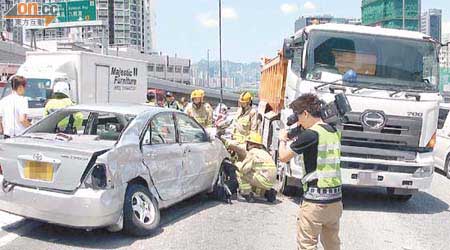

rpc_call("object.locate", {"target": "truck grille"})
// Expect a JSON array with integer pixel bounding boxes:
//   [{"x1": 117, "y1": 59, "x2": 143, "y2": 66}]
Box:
[
  {"x1": 337, "y1": 112, "x2": 422, "y2": 159},
  {"x1": 341, "y1": 161, "x2": 419, "y2": 174}
]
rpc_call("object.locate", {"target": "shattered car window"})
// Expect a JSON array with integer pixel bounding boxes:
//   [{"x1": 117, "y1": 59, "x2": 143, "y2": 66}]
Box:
[
  {"x1": 175, "y1": 114, "x2": 207, "y2": 143},
  {"x1": 145, "y1": 113, "x2": 176, "y2": 145},
  {"x1": 26, "y1": 110, "x2": 130, "y2": 141}
]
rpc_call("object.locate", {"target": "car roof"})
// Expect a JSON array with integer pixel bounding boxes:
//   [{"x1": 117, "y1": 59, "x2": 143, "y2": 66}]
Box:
[{"x1": 64, "y1": 103, "x2": 169, "y2": 116}]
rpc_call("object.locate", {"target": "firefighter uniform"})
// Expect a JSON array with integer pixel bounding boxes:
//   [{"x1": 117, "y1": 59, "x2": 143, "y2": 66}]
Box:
[
  {"x1": 236, "y1": 133, "x2": 277, "y2": 197},
  {"x1": 296, "y1": 123, "x2": 343, "y2": 250},
  {"x1": 230, "y1": 92, "x2": 259, "y2": 144},
  {"x1": 232, "y1": 106, "x2": 258, "y2": 143},
  {"x1": 185, "y1": 89, "x2": 213, "y2": 127}
]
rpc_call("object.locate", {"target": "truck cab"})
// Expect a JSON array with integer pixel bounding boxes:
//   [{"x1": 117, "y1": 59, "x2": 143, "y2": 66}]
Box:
[
  {"x1": 1, "y1": 59, "x2": 77, "y2": 120},
  {"x1": 261, "y1": 24, "x2": 442, "y2": 200}
]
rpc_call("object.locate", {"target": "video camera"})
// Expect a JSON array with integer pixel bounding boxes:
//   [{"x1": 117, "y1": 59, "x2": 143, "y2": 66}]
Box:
[{"x1": 286, "y1": 93, "x2": 352, "y2": 127}]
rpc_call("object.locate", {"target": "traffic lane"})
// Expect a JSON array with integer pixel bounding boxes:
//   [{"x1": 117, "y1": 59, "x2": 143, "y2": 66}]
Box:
[
  {"x1": 1, "y1": 174, "x2": 449, "y2": 250},
  {"x1": 339, "y1": 173, "x2": 450, "y2": 250},
  {"x1": 0, "y1": 194, "x2": 298, "y2": 250}
]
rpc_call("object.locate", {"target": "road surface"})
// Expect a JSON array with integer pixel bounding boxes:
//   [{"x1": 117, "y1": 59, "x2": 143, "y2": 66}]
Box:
[{"x1": 0, "y1": 173, "x2": 448, "y2": 250}]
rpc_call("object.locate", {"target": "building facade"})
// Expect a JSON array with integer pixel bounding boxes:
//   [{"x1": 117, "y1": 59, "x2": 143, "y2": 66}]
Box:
[
  {"x1": 5, "y1": 0, "x2": 155, "y2": 53},
  {"x1": 361, "y1": 0, "x2": 421, "y2": 31},
  {"x1": 421, "y1": 9, "x2": 442, "y2": 43}
]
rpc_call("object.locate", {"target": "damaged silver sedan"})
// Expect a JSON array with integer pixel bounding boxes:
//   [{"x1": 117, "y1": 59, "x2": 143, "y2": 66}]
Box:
[{"x1": 0, "y1": 104, "x2": 230, "y2": 236}]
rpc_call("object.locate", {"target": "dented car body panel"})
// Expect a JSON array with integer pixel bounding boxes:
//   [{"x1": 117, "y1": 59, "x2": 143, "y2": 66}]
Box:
[{"x1": 0, "y1": 104, "x2": 229, "y2": 229}]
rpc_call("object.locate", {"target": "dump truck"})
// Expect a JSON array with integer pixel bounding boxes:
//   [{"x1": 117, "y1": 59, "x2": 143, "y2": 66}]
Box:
[{"x1": 259, "y1": 24, "x2": 442, "y2": 201}]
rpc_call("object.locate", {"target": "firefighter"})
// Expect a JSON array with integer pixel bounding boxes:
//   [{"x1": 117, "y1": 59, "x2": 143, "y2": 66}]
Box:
[
  {"x1": 235, "y1": 132, "x2": 277, "y2": 203},
  {"x1": 43, "y1": 81, "x2": 83, "y2": 133},
  {"x1": 164, "y1": 91, "x2": 183, "y2": 110},
  {"x1": 217, "y1": 91, "x2": 259, "y2": 145},
  {"x1": 146, "y1": 91, "x2": 157, "y2": 106},
  {"x1": 278, "y1": 94, "x2": 343, "y2": 250},
  {"x1": 185, "y1": 89, "x2": 213, "y2": 127},
  {"x1": 232, "y1": 91, "x2": 259, "y2": 144}
]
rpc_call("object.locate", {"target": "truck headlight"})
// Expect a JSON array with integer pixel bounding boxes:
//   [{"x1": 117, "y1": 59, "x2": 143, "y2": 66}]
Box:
[
  {"x1": 413, "y1": 166, "x2": 433, "y2": 178},
  {"x1": 82, "y1": 164, "x2": 114, "y2": 189}
]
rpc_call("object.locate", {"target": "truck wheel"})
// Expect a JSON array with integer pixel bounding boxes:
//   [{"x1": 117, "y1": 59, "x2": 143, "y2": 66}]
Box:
[
  {"x1": 123, "y1": 184, "x2": 160, "y2": 237},
  {"x1": 279, "y1": 167, "x2": 299, "y2": 196},
  {"x1": 386, "y1": 188, "x2": 413, "y2": 202},
  {"x1": 444, "y1": 155, "x2": 450, "y2": 179}
]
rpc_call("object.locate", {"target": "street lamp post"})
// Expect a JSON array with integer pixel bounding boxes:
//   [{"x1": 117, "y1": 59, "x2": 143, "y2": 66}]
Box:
[
  {"x1": 218, "y1": 0, "x2": 223, "y2": 103},
  {"x1": 207, "y1": 49, "x2": 210, "y2": 88},
  {"x1": 402, "y1": 0, "x2": 406, "y2": 30}
]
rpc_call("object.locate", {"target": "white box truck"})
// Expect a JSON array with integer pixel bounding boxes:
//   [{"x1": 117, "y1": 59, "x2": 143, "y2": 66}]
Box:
[
  {"x1": 259, "y1": 24, "x2": 442, "y2": 201},
  {"x1": 1, "y1": 51, "x2": 148, "y2": 119}
]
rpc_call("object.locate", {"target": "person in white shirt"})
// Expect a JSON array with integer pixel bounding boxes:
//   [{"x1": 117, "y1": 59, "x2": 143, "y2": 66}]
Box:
[{"x1": 0, "y1": 76, "x2": 31, "y2": 138}]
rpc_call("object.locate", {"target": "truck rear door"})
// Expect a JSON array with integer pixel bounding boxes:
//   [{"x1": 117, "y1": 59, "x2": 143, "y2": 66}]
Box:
[{"x1": 95, "y1": 65, "x2": 110, "y2": 104}]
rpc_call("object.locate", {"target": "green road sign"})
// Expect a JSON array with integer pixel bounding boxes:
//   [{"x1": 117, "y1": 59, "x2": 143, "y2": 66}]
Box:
[{"x1": 44, "y1": 0, "x2": 96, "y2": 23}]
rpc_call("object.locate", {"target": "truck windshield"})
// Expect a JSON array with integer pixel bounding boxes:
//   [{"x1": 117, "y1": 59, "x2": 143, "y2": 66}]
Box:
[
  {"x1": 2, "y1": 78, "x2": 51, "y2": 108},
  {"x1": 305, "y1": 30, "x2": 439, "y2": 92}
]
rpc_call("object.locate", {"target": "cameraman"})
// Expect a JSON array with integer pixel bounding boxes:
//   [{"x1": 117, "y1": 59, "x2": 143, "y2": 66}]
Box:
[{"x1": 278, "y1": 93, "x2": 343, "y2": 250}]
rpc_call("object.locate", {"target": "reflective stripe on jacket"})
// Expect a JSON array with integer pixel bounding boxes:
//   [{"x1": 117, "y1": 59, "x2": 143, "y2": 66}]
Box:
[
  {"x1": 237, "y1": 148, "x2": 277, "y2": 190},
  {"x1": 232, "y1": 107, "x2": 258, "y2": 143}
]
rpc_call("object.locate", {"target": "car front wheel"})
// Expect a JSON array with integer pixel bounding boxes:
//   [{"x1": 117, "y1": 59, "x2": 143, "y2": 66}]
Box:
[{"x1": 123, "y1": 184, "x2": 160, "y2": 237}]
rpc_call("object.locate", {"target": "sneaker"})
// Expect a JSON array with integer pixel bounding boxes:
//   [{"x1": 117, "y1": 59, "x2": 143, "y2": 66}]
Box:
[{"x1": 265, "y1": 189, "x2": 277, "y2": 203}]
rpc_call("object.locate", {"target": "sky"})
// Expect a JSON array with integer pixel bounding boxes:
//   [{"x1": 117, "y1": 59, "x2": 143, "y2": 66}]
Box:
[{"x1": 155, "y1": 0, "x2": 450, "y2": 63}]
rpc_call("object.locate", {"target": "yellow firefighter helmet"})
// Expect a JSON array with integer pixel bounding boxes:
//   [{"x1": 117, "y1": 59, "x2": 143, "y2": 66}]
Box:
[
  {"x1": 246, "y1": 132, "x2": 263, "y2": 145},
  {"x1": 191, "y1": 89, "x2": 205, "y2": 99},
  {"x1": 239, "y1": 91, "x2": 253, "y2": 103}
]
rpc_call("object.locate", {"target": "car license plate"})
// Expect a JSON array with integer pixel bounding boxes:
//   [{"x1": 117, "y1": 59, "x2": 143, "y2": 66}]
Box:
[
  {"x1": 357, "y1": 172, "x2": 377, "y2": 185},
  {"x1": 24, "y1": 161, "x2": 54, "y2": 181}
]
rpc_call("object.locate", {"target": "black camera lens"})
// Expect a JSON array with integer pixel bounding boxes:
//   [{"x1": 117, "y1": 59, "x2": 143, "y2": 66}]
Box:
[{"x1": 287, "y1": 113, "x2": 299, "y2": 126}]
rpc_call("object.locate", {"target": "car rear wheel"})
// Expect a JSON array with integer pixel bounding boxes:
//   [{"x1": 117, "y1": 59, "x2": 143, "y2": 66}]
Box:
[{"x1": 123, "y1": 184, "x2": 160, "y2": 237}]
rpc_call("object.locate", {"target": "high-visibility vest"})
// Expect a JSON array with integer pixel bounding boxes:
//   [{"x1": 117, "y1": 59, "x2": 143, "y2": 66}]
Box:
[
  {"x1": 302, "y1": 123, "x2": 342, "y2": 201},
  {"x1": 44, "y1": 98, "x2": 83, "y2": 131},
  {"x1": 145, "y1": 101, "x2": 157, "y2": 106},
  {"x1": 165, "y1": 100, "x2": 182, "y2": 111},
  {"x1": 43, "y1": 98, "x2": 74, "y2": 116}
]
